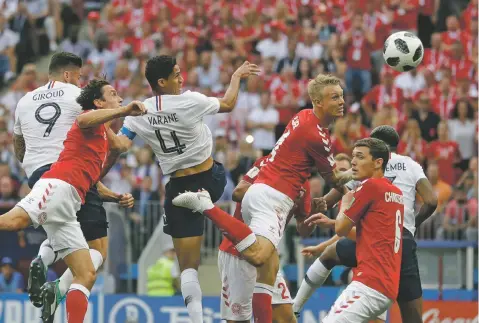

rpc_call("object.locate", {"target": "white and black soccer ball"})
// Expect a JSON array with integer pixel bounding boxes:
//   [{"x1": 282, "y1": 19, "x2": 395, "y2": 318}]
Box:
[{"x1": 383, "y1": 31, "x2": 424, "y2": 72}]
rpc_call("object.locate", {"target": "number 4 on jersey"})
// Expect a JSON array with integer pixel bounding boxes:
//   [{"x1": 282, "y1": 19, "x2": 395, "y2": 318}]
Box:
[{"x1": 155, "y1": 130, "x2": 186, "y2": 154}]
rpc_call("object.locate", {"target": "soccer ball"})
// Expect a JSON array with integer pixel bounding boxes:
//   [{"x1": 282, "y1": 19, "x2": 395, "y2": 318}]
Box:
[{"x1": 383, "y1": 31, "x2": 424, "y2": 72}]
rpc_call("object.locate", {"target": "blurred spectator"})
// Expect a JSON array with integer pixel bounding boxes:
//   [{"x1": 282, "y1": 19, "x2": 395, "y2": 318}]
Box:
[
  {"x1": 0, "y1": 175, "x2": 18, "y2": 209},
  {"x1": 362, "y1": 69, "x2": 404, "y2": 121},
  {"x1": 247, "y1": 92, "x2": 279, "y2": 156},
  {"x1": 331, "y1": 118, "x2": 352, "y2": 155},
  {"x1": 25, "y1": 0, "x2": 57, "y2": 52},
  {"x1": 432, "y1": 76, "x2": 457, "y2": 119},
  {"x1": 0, "y1": 257, "x2": 24, "y2": 293},
  {"x1": 91, "y1": 268, "x2": 116, "y2": 295},
  {"x1": 436, "y1": 186, "x2": 478, "y2": 240},
  {"x1": 394, "y1": 69, "x2": 426, "y2": 98},
  {"x1": 296, "y1": 27, "x2": 323, "y2": 62},
  {"x1": 342, "y1": 14, "x2": 374, "y2": 99},
  {"x1": 0, "y1": 14, "x2": 18, "y2": 85},
  {"x1": 457, "y1": 157, "x2": 478, "y2": 197},
  {"x1": 256, "y1": 20, "x2": 288, "y2": 60},
  {"x1": 87, "y1": 31, "x2": 117, "y2": 81},
  {"x1": 397, "y1": 119, "x2": 427, "y2": 165},
  {"x1": 147, "y1": 248, "x2": 180, "y2": 296},
  {"x1": 411, "y1": 92, "x2": 441, "y2": 142},
  {"x1": 276, "y1": 38, "x2": 301, "y2": 75},
  {"x1": 448, "y1": 99, "x2": 477, "y2": 169},
  {"x1": 195, "y1": 51, "x2": 219, "y2": 89},
  {"x1": 59, "y1": 24, "x2": 93, "y2": 60},
  {"x1": 132, "y1": 176, "x2": 161, "y2": 218},
  {"x1": 427, "y1": 121, "x2": 461, "y2": 185},
  {"x1": 427, "y1": 162, "x2": 452, "y2": 215}
]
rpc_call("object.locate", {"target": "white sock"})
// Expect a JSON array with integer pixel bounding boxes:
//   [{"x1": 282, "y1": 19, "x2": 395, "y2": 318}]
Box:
[
  {"x1": 181, "y1": 268, "x2": 203, "y2": 323},
  {"x1": 38, "y1": 239, "x2": 56, "y2": 271},
  {"x1": 58, "y1": 249, "x2": 103, "y2": 297},
  {"x1": 293, "y1": 258, "x2": 331, "y2": 313}
]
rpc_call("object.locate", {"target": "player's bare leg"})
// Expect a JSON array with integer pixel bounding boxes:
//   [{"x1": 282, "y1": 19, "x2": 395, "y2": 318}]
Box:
[
  {"x1": 273, "y1": 304, "x2": 297, "y2": 323},
  {"x1": 48, "y1": 249, "x2": 96, "y2": 323},
  {"x1": 253, "y1": 248, "x2": 279, "y2": 323},
  {"x1": 172, "y1": 235, "x2": 204, "y2": 323},
  {"x1": 398, "y1": 297, "x2": 423, "y2": 323},
  {"x1": 0, "y1": 207, "x2": 33, "y2": 231},
  {"x1": 293, "y1": 241, "x2": 341, "y2": 315}
]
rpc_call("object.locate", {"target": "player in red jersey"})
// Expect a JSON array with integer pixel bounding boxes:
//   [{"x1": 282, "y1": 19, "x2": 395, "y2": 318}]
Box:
[
  {"x1": 323, "y1": 138, "x2": 405, "y2": 322},
  {"x1": 173, "y1": 74, "x2": 352, "y2": 322},
  {"x1": 0, "y1": 79, "x2": 146, "y2": 323},
  {"x1": 218, "y1": 156, "x2": 318, "y2": 323}
]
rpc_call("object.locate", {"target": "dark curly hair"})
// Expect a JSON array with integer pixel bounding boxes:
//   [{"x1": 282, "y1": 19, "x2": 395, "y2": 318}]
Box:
[
  {"x1": 76, "y1": 79, "x2": 110, "y2": 110},
  {"x1": 451, "y1": 99, "x2": 474, "y2": 120}
]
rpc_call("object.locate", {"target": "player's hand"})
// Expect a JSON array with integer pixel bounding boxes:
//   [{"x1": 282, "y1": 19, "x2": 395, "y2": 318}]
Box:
[
  {"x1": 302, "y1": 242, "x2": 328, "y2": 258},
  {"x1": 123, "y1": 101, "x2": 147, "y2": 117},
  {"x1": 233, "y1": 61, "x2": 261, "y2": 79},
  {"x1": 119, "y1": 193, "x2": 135, "y2": 208},
  {"x1": 312, "y1": 197, "x2": 328, "y2": 213},
  {"x1": 304, "y1": 213, "x2": 335, "y2": 228}
]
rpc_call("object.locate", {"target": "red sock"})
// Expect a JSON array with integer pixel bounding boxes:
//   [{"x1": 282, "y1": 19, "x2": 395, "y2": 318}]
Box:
[
  {"x1": 66, "y1": 284, "x2": 89, "y2": 323},
  {"x1": 253, "y1": 283, "x2": 273, "y2": 323},
  {"x1": 204, "y1": 206, "x2": 255, "y2": 250}
]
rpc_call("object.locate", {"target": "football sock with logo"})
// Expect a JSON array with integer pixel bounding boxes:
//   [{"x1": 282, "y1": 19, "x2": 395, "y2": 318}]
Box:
[
  {"x1": 59, "y1": 249, "x2": 104, "y2": 298},
  {"x1": 293, "y1": 258, "x2": 332, "y2": 313},
  {"x1": 38, "y1": 239, "x2": 56, "y2": 271},
  {"x1": 252, "y1": 283, "x2": 274, "y2": 323},
  {"x1": 181, "y1": 268, "x2": 203, "y2": 323},
  {"x1": 203, "y1": 206, "x2": 256, "y2": 251},
  {"x1": 66, "y1": 284, "x2": 89, "y2": 323}
]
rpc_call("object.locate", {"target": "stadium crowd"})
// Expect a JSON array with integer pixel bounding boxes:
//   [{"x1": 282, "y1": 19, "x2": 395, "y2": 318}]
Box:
[{"x1": 0, "y1": 0, "x2": 477, "y2": 292}]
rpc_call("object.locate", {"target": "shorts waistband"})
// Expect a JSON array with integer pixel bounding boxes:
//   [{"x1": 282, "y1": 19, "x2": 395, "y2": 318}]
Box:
[{"x1": 169, "y1": 161, "x2": 221, "y2": 184}]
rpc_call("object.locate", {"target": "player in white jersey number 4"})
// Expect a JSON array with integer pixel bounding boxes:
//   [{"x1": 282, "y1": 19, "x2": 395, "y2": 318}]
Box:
[
  {"x1": 293, "y1": 125, "x2": 438, "y2": 323},
  {"x1": 99, "y1": 55, "x2": 260, "y2": 323}
]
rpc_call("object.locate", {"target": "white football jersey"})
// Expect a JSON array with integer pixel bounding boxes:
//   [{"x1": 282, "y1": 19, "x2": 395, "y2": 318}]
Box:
[
  {"x1": 121, "y1": 91, "x2": 220, "y2": 175},
  {"x1": 14, "y1": 81, "x2": 82, "y2": 177},
  {"x1": 346, "y1": 153, "x2": 426, "y2": 235}
]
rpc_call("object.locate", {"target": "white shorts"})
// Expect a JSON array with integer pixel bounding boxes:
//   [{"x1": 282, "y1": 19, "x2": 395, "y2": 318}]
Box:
[
  {"x1": 218, "y1": 251, "x2": 293, "y2": 321},
  {"x1": 323, "y1": 281, "x2": 392, "y2": 323},
  {"x1": 17, "y1": 178, "x2": 88, "y2": 258},
  {"x1": 241, "y1": 183, "x2": 294, "y2": 249}
]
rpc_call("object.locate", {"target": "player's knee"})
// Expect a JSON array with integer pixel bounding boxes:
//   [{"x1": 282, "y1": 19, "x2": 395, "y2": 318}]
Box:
[{"x1": 319, "y1": 244, "x2": 340, "y2": 268}]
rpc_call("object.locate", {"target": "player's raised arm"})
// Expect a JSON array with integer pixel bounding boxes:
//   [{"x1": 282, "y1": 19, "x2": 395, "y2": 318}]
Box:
[
  {"x1": 217, "y1": 61, "x2": 261, "y2": 113},
  {"x1": 75, "y1": 80, "x2": 146, "y2": 129}
]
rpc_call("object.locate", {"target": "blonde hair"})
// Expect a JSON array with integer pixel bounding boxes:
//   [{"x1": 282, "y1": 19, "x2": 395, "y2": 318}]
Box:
[{"x1": 307, "y1": 74, "x2": 341, "y2": 101}]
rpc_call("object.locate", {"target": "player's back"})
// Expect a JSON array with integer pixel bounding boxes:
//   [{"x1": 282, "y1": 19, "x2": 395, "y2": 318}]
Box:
[
  {"x1": 384, "y1": 153, "x2": 426, "y2": 236},
  {"x1": 255, "y1": 109, "x2": 335, "y2": 201},
  {"x1": 14, "y1": 81, "x2": 82, "y2": 177},
  {"x1": 42, "y1": 121, "x2": 108, "y2": 203},
  {"x1": 122, "y1": 91, "x2": 220, "y2": 175},
  {"x1": 347, "y1": 178, "x2": 404, "y2": 300}
]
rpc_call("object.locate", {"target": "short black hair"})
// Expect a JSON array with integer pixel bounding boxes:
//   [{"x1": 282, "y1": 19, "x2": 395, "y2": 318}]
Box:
[
  {"x1": 354, "y1": 138, "x2": 390, "y2": 173},
  {"x1": 48, "y1": 52, "x2": 83, "y2": 75},
  {"x1": 145, "y1": 55, "x2": 177, "y2": 92},
  {"x1": 76, "y1": 79, "x2": 110, "y2": 111},
  {"x1": 370, "y1": 125, "x2": 400, "y2": 150}
]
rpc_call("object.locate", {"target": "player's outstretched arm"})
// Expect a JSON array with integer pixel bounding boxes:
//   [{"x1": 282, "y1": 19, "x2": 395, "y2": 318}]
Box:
[
  {"x1": 96, "y1": 181, "x2": 134, "y2": 208},
  {"x1": 77, "y1": 101, "x2": 147, "y2": 129},
  {"x1": 13, "y1": 134, "x2": 25, "y2": 162},
  {"x1": 415, "y1": 178, "x2": 438, "y2": 229},
  {"x1": 217, "y1": 61, "x2": 261, "y2": 113},
  {"x1": 232, "y1": 180, "x2": 252, "y2": 202},
  {"x1": 335, "y1": 192, "x2": 356, "y2": 237}
]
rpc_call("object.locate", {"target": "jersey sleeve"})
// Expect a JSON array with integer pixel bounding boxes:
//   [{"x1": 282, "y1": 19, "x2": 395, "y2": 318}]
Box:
[
  {"x1": 187, "y1": 91, "x2": 220, "y2": 118},
  {"x1": 409, "y1": 159, "x2": 427, "y2": 184},
  {"x1": 343, "y1": 181, "x2": 374, "y2": 223},
  {"x1": 119, "y1": 117, "x2": 137, "y2": 140}
]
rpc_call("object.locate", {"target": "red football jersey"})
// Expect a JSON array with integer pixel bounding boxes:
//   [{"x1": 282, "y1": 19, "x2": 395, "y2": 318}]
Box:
[
  {"x1": 42, "y1": 121, "x2": 108, "y2": 203},
  {"x1": 343, "y1": 177, "x2": 405, "y2": 300},
  {"x1": 255, "y1": 109, "x2": 336, "y2": 201},
  {"x1": 219, "y1": 157, "x2": 312, "y2": 256}
]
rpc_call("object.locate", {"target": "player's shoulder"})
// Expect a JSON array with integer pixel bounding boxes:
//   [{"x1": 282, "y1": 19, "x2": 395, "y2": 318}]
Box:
[{"x1": 394, "y1": 153, "x2": 423, "y2": 170}]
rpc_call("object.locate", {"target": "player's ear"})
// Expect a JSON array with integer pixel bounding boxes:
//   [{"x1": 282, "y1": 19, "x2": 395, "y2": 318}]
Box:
[
  {"x1": 375, "y1": 158, "x2": 384, "y2": 171},
  {"x1": 93, "y1": 98, "x2": 103, "y2": 109},
  {"x1": 157, "y1": 78, "x2": 167, "y2": 89}
]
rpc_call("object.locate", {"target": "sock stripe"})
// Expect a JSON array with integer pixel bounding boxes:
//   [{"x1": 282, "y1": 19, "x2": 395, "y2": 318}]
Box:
[{"x1": 69, "y1": 283, "x2": 90, "y2": 299}]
